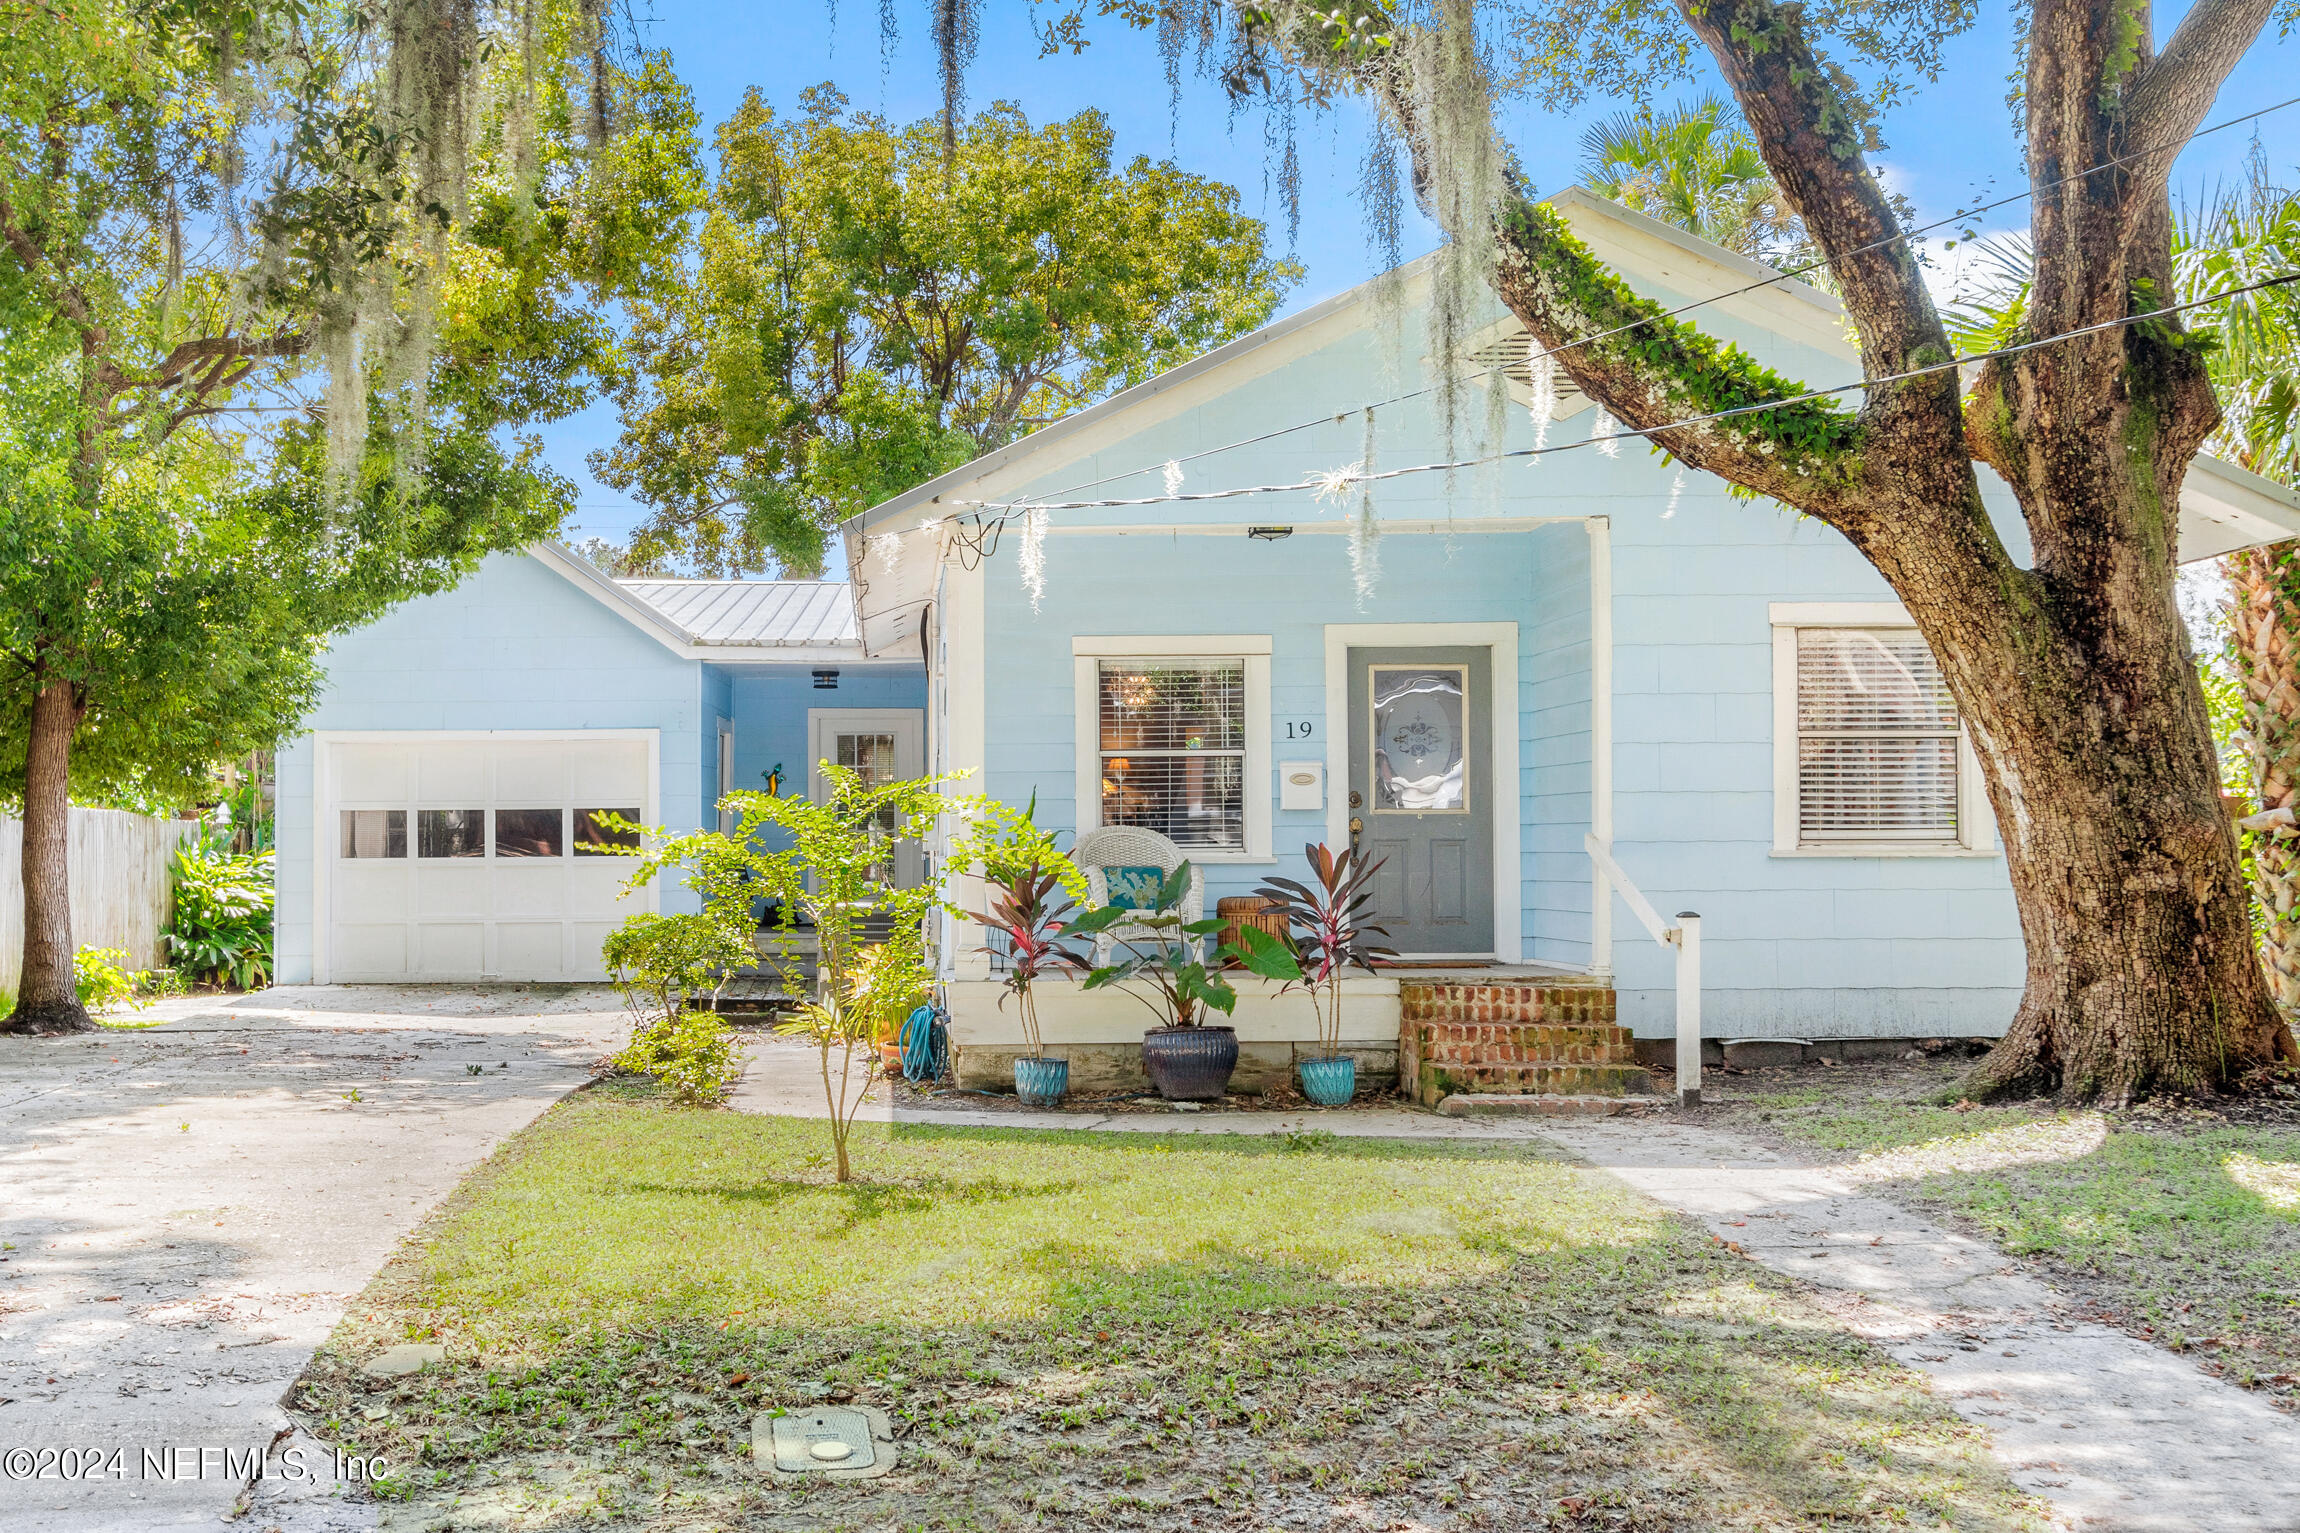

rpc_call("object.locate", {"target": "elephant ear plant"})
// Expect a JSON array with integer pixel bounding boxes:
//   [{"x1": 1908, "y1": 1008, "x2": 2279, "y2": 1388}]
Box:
[
  {"x1": 1069, "y1": 863, "x2": 1301, "y2": 1100},
  {"x1": 1256, "y1": 843, "x2": 1394, "y2": 1105}
]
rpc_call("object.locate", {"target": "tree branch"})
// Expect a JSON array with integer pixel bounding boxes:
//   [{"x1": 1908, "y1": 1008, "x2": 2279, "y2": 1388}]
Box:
[
  {"x1": 1670, "y1": 0, "x2": 1951, "y2": 381},
  {"x1": 2124, "y1": 0, "x2": 2279, "y2": 173}
]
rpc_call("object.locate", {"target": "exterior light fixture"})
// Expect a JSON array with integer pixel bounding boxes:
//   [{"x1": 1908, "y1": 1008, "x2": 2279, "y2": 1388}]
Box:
[
  {"x1": 812, "y1": 669, "x2": 840, "y2": 690},
  {"x1": 1247, "y1": 526, "x2": 1294, "y2": 541}
]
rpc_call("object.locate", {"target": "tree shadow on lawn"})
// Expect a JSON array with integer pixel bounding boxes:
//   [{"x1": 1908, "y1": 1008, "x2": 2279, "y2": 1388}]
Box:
[
  {"x1": 612, "y1": 1170, "x2": 1086, "y2": 1233},
  {"x1": 289, "y1": 1109, "x2": 2048, "y2": 1531}
]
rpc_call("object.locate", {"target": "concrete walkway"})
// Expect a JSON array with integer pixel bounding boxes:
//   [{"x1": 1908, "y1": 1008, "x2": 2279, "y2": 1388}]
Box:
[
  {"x1": 0, "y1": 985, "x2": 625, "y2": 1532},
  {"x1": 735, "y1": 1036, "x2": 2300, "y2": 1532}
]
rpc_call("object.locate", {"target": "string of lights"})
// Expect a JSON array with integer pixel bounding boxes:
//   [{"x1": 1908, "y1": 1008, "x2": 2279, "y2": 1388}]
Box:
[
  {"x1": 933, "y1": 271, "x2": 2299, "y2": 521},
  {"x1": 1011, "y1": 92, "x2": 2300, "y2": 510}
]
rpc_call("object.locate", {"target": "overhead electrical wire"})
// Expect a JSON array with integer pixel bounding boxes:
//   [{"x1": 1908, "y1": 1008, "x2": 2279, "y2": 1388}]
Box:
[
  {"x1": 945, "y1": 270, "x2": 2300, "y2": 513},
  {"x1": 1006, "y1": 91, "x2": 2300, "y2": 510}
]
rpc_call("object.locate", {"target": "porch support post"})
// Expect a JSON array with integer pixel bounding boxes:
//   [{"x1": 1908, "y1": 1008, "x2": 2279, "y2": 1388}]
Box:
[
  {"x1": 1587, "y1": 516, "x2": 1614, "y2": 973},
  {"x1": 1673, "y1": 912, "x2": 1702, "y2": 1107}
]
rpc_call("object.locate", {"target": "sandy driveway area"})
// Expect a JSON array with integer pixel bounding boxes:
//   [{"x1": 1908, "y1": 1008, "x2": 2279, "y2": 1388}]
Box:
[{"x1": 0, "y1": 986, "x2": 625, "y2": 1532}]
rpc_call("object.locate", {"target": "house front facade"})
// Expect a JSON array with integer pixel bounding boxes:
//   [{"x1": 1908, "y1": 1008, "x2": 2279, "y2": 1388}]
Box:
[
  {"x1": 843, "y1": 189, "x2": 2300, "y2": 1087},
  {"x1": 273, "y1": 544, "x2": 926, "y2": 985}
]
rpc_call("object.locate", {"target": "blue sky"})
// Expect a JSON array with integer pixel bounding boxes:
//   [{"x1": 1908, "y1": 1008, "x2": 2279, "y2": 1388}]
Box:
[{"x1": 543, "y1": 1, "x2": 2300, "y2": 557}]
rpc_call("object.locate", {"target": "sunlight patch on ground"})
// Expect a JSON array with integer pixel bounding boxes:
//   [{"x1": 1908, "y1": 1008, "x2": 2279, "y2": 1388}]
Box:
[
  {"x1": 2225, "y1": 1152, "x2": 2300, "y2": 1212},
  {"x1": 1836, "y1": 1112, "x2": 2108, "y2": 1185}
]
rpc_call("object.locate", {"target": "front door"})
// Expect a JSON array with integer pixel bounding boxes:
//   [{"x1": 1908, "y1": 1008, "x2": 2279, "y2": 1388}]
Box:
[
  {"x1": 1347, "y1": 647, "x2": 1495, "y2": 958},
  {"x1": 808, "y1": 709, "x2": 926, "y2": 887}
]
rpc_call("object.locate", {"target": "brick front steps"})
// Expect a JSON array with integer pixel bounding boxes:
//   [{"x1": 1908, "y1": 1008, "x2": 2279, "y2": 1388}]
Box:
[{"x1": 1397, "y1": 980, "x2": 1654, "y2": 1109}]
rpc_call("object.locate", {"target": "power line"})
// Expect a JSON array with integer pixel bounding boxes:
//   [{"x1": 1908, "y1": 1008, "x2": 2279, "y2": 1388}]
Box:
[
  {"x1": 1021, "y1": 92, "x2": 2300, "y2": 507},
  {"x1": 950, "y1": 271, "x2": 2300, "y2": 513}
]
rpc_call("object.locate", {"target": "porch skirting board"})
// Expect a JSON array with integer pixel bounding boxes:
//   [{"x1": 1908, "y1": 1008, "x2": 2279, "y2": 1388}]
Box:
[{"x1": 1613, "y1": 985, "x2": 2020, "y2": 1040}]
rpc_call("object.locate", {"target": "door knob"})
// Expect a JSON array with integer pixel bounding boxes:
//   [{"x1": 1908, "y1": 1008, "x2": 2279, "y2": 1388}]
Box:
[{"x1": 1348, "y1": 816, "x2": 1364, "y2": 838}]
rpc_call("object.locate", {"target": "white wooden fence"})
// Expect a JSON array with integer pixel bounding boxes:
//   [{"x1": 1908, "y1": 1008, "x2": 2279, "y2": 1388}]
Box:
[{"x1": 0, "y1": 809, "x2": 199, "y2": 995}]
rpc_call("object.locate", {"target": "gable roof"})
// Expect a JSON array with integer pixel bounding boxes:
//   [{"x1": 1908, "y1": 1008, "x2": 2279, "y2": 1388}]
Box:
[
  {"x1": 838, "y1": 188, "x2": 2300, "y2": 656},
  {"x1": 526, "y1": 543, "x2": 882, "y2": 663}
]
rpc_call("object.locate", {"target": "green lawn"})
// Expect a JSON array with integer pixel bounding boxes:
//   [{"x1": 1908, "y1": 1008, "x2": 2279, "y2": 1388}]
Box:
[
  {"x1": 1712, "y1": 1061, "x2": 2300, "y2": 1404},
  {"x1": 295, "y1": 1083, "x2": 2048, "y2": 1530}
]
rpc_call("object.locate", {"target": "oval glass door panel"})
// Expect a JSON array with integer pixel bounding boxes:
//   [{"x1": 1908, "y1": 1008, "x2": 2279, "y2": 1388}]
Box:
[{"x1": 1370, "y1": 666, "x2": 1468, "y2": 812}]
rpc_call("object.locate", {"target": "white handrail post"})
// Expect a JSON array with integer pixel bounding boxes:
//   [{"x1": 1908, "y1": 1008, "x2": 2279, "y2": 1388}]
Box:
[{"x1": 1674, "y1": 912, "x2": 1702, "y2": 1106}]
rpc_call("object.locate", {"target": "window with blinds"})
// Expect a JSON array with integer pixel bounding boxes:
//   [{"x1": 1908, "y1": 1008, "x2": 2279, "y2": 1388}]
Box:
[
  {"x1": 1794, "y1": 628, "x2": 1961, "y2": 843},
  {"x1": 1097, "y1": 659, "x2": 1247, "y2": 849}
]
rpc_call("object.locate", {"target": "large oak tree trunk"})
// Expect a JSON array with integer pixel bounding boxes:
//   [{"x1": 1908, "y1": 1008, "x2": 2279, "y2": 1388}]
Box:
[
  {"x1": 1873, "y1": 525, "x2": 2296, "y2": 1101},
  {"x1": 6, "y1": 673, "x2": 90, "y2": 1034}
]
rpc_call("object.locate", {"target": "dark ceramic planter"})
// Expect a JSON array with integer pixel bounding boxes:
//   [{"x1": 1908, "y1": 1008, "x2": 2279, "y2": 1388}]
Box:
[
  {"x1": 1013, "y1": 1055, "x2": 1069, "y2": 1106},
  {"x1": 1298, "y1": 1055, "x2": 1356, "y2": 1107},
  {"x1": 1141, "y1": 1025, "x2": 1238, "y2": 1101}
]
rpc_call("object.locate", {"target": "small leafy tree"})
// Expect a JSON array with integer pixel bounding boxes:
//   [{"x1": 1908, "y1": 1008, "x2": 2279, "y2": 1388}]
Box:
[
  {"x1": 628, "y1": 769, "x2": 1031, "y2": 1182},
  {"x1": 1254, "y1": 843, "x2": 1396, "y2": 1061}
]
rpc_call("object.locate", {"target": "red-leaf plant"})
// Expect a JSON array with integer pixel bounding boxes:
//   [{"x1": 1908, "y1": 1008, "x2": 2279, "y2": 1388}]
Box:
[
  {"x1": 1254, "y1": 842, "x2": 1396, "y2": 1061},
  {"x1": 972, "y1": 861, "x2": 1081, "y2": 1062}
]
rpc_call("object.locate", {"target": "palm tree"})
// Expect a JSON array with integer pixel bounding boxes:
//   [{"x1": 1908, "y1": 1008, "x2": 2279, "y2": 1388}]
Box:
[
  {"x1": 2184, "y1": 160, "x2": 2300, "y2": 1016},
  {"x1": 1578, "y1": 96, "x2": 1810, "y2": 269}
]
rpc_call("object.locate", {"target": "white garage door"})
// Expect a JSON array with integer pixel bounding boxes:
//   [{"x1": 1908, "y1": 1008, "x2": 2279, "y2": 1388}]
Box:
[{"x1": 322, "y1": 735, "x2": 655, "y2": 982}]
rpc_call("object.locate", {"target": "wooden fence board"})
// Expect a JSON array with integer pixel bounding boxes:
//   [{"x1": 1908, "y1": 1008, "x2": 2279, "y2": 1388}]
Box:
[{"x1": 0, "y1": 809, "x2": 201, "y2": 995}]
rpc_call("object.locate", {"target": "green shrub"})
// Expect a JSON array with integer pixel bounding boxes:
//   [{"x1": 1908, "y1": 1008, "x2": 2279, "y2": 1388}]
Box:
[
  {"x1": 601, "y1": 911, "x2": 753, "y2": 1023},
  {"x1": 600, "y1": 911, "x2": 752, "y2": 1107},
  {"x1": 613, "y1": 1009, "x2": 741, "y2": 1106},
  {"x1": 74, "y1": 947, "x2": 148, "y2": 1016},
  {"x1": 134, "y1": 967, "x2": 190, "y2": 1000},
  {"x1": 165, "y1": 837, "x2": 275, "y2": 989}
]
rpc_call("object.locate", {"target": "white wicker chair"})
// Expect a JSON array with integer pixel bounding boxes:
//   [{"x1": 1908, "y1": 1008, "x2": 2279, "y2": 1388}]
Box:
[{"x1": 1073, "y1": 825, "x2": 1206, "y2": 966}]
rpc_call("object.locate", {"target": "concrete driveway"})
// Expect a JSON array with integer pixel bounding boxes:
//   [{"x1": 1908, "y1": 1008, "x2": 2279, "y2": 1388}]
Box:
[{"x1": 0, "y1": 986, "x2": 627, "y2": 1532}]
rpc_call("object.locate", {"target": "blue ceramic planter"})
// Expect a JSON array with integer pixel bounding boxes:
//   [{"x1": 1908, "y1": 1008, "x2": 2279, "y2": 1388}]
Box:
[
  {"x1": 1298, "y1": 1055, "x2": 1356, "y2": 1107},
  {"x1": 1013, "y1": 1055, "x2": 1069, "y2": 1106}
]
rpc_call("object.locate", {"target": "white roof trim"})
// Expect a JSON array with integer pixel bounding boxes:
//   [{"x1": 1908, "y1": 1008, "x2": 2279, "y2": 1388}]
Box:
[{"x1": 2180, "y1": 455, "x2": 2300, "y2": 563}]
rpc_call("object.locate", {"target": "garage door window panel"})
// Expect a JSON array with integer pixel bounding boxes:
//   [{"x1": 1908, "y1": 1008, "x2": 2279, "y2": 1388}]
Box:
[
  {"x1": 340, "y1": 810, "x2": 406, "y2": 858},
  {"x1": 575, "y1": 808, "x2": 643, "y2": 855},
  {"x1": 418, "y1": 808, "x2": 487, "y2": 858},
  {"x1": 495, "y1": 808, "x2": 565, "y2": 858}
]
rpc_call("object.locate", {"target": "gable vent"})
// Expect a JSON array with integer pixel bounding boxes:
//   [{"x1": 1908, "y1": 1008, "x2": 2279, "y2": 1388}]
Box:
[{"x1": 1462, "y1": 325, "x2": 1589, "y2": 420}]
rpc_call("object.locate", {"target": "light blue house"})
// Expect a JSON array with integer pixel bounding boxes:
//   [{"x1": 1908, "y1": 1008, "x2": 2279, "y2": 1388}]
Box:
[
  {"x1": 274, "y1": 545, "x2": 926, "y2": 984},
  {"x1": 842, "y1": 189, "x2": 2300, "y2": 1075}
]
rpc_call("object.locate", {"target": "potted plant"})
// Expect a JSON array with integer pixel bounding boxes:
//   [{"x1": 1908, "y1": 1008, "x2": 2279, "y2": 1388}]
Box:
[
  {"x1": 1070, "y1": 863, "x2": 1299, "y2": 1100},
  {"x1": 973, "y1": 861, "x2": 1081, "y2": 1105},
  {"x1": 1255, "y1": 843, "x2": 1395, "y2": 1106}
]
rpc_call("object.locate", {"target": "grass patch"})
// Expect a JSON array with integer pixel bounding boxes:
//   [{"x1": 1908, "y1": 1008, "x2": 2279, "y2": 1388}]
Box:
[
  {"x1": 1713, "y1": 1060, "x2": 2300, "y2": 1404},
  {"x1": 295, "y1": 1084, "x2": 2045, "y2": 1530}
]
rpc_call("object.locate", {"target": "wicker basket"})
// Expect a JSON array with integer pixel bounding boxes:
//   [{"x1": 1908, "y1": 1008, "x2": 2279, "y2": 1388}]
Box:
[{"x1": 1215, "y1": 895, "x2": 1290, "y2": 966}]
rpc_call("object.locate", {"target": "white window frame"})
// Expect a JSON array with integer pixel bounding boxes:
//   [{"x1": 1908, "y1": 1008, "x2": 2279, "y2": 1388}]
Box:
[
  {"x1": 1770, "y1": 603, "x2": 1994, "y2": 857},
  {"x1": 1073, "y1": 635, "x2": 1272, "y2": 863}
]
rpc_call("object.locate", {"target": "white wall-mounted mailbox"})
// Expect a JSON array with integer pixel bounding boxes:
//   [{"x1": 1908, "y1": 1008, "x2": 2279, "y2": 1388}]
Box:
[{"x1": 1279, "y1": 760, "x2": 1325, "y2": 812}]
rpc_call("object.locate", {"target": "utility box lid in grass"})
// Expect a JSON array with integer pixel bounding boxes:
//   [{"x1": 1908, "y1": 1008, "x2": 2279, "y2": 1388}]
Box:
[{"x1": 757, "y1": 1405, "x2": 894, "y2": 1480}]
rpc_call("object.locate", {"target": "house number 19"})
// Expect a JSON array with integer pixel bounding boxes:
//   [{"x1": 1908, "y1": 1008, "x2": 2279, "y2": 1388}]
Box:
[{"x1": 1284, "y1": 721, "x2": 1314, "y2": 739}]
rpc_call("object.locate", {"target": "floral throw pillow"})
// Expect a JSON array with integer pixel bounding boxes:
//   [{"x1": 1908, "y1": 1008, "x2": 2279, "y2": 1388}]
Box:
[{"x1": 1101, "y1": 865, "x2": 1167, "y2": 911}]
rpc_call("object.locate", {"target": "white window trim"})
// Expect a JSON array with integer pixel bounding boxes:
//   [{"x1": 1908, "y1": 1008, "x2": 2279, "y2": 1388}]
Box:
[
  {"x1": 1769, "y1": 602, "x2": 1995, "y2": 858},
  {"x1": 1073, "y1": 636, "x2": 1273, "y2": 863}
]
